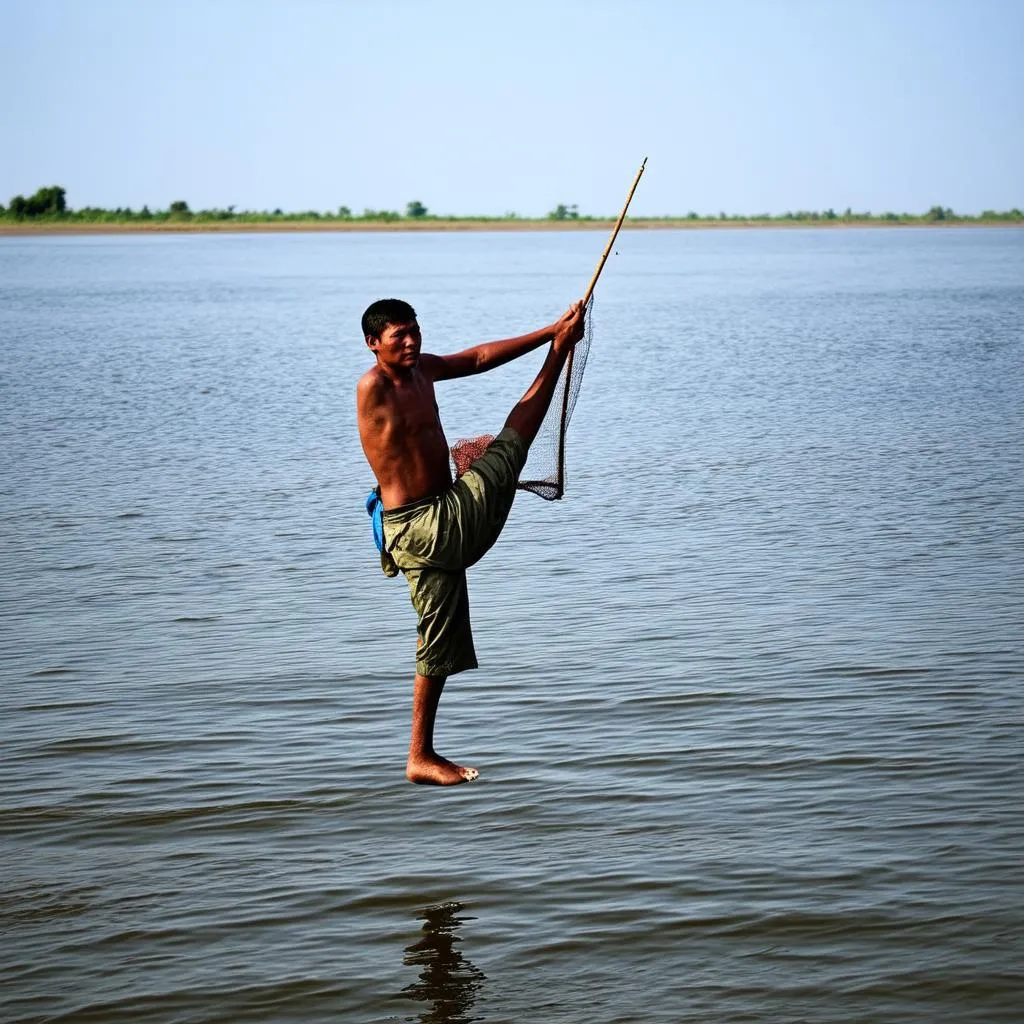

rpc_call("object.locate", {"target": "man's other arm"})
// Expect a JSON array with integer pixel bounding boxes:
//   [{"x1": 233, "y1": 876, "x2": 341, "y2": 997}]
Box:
[{"x1": 422, "y1": 302, "x2": 583, "y2": 381}]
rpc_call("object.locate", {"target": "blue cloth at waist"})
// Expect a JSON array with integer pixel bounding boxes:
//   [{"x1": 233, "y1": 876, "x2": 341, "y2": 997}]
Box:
[{"x1": 365, "y1": 488, "x2": 384, "y2": 552}]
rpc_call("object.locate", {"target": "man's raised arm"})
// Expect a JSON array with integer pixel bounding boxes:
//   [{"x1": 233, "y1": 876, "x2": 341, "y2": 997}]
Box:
[{"x1": 421, "y1": 302, "x2": 583, "y2": 381}]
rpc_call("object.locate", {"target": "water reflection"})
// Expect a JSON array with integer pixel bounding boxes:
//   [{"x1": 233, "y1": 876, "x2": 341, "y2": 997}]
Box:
[{"x1": 401, "y1": 902, "x2": 486, "y2": 1024}]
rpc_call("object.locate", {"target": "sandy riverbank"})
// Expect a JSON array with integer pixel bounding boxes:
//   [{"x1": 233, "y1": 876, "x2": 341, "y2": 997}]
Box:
[{"x1": 2, "y1": 218, "x2": 1017, "y2": 237}]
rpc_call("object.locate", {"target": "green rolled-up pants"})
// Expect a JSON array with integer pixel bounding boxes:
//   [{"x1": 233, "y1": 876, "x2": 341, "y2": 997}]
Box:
[{"x1": 380, "y1": 427, "x2": 528, "y2": 677}]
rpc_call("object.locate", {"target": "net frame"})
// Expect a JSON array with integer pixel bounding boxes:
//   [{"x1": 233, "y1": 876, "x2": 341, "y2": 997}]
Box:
[{"x1": 514, "y1": 295, "x2": 593, "y2": 499}]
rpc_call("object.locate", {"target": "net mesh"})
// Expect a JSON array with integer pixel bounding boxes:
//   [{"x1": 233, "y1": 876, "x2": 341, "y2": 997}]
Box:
[{"x1": 450, "y1": 296, "x2": 593, "y2": 501}]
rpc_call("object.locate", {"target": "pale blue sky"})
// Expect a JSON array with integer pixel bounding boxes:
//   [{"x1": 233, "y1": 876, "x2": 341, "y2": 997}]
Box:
[{"x1": 3, "y1": 0, "x2": 1022, "y2": 216}]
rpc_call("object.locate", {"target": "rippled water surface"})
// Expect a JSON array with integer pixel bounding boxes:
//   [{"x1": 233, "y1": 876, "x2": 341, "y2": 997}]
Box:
[{"x1": 2, "y1": 228, "x2": 1022, "y2": 1022}]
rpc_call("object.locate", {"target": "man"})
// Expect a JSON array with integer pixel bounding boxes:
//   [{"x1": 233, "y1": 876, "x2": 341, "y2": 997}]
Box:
[{"x1": 357, "y1": 297, "x2": 585, "y2": 785}]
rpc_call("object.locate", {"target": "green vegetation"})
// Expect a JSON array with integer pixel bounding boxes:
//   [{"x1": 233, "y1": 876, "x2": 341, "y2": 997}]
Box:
[
  {"x1": 548, "y1": 203, "x2": 580, "y2": 220},
  {"x1": 2, "y1": 185, "x2": 1021, "y2": 228},
  {"x1": 5, "y1": 185, "x2": 67, "y2": 218}
]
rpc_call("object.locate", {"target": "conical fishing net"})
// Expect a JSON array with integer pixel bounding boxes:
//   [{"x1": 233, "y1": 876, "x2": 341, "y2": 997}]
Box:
[{"x1": 450, "y1": 296, "x2": 593, "y2": 500}]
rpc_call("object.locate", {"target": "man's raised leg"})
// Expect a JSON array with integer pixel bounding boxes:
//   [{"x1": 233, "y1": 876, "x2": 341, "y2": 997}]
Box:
[
  {"x1": 504, "y1": 302, "x2": 583, "y2": 447},
  {"x1": 406, "y1": 673, "x2": 479, "y2": 785}
]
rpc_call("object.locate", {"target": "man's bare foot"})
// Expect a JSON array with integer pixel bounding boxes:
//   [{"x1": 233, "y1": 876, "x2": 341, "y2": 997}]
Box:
[{"x1": 406, "y1": 752, "x2": 479, "y2": 786}]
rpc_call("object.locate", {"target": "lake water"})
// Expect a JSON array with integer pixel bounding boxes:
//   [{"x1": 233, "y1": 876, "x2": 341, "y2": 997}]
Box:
[{"x1": 2, "y1": 227, "x2": 1022, "y2": 1023}]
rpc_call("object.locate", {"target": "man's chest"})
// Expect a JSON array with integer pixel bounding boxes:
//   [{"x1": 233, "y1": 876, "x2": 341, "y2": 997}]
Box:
[{"x1": 389, "y1": 376, "x2": 442, "y2": 434}]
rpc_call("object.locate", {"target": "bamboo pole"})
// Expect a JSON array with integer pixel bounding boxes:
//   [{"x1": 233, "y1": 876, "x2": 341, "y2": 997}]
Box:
[
  {"x1": 555, "y1": 158, "x2": 647, "y2": 497},
  {"x1": 582, "y1": 157, "x2": 648, "y2": 304}
]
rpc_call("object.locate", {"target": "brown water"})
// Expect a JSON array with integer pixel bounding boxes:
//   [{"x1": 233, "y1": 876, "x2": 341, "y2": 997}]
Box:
[{"x1": 2, "y1": 228, "x2": 1022, "y2": 1022}]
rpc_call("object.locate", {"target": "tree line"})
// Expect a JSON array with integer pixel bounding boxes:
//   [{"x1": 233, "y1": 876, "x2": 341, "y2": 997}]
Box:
[
  {"x1": 0, "y1": 188, "x2": 438, "y2": 224},
  {"x1": 2, "y1": 185, "x2": 1022, "y2": 225}
]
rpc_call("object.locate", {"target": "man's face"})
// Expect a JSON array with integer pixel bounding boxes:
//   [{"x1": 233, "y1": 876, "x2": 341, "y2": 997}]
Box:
[{"x1": 367, "y1": 319, "x2": 422, "y2": 370}]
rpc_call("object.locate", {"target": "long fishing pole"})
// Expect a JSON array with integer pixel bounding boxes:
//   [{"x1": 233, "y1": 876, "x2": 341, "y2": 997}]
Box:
[
  {"x1": 555, "y1": 157, "x2": 647, "y2": 497},
  {"x1": 582, "y1": 157, "x2": 647, "y2": 304}
]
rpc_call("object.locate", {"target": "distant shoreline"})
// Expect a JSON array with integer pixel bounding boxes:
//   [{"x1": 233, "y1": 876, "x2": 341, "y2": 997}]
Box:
[{"x1": 2, "y1": 218, "x2": 1021, "y2": 237}]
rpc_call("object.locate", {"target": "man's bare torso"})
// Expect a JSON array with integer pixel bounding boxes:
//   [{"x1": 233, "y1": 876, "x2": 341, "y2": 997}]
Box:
[{"x1": 357, "y1": 361, "x2": 453, "y2": 510}]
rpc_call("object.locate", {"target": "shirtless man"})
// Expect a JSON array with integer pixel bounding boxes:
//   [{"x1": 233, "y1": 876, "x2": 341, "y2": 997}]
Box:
[{"x1": 357, "y1": 297, "x2": 585, "y2": 785}]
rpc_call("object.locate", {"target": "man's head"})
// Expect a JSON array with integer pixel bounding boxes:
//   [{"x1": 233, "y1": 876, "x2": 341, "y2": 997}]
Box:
[
  {"x1": 362, "y1": 298, "x2": 417, "y2": 342},
  {"x1": 362, "y1": 298, "x2": 421, "y2": 370}
]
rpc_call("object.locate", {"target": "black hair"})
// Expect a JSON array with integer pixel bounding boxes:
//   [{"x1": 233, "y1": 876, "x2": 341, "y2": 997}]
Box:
[{"x1": 361, "y1": 298, "x2": 417, "y2": 339}]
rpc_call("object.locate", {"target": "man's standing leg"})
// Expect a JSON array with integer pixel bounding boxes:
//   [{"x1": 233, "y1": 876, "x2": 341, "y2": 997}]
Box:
[
  {"x1": 399, "y1": 567, "x2": 478, "y2": 786},
  {"x1": 407, "y1": 673, "x2": 479, "y2": 785}
]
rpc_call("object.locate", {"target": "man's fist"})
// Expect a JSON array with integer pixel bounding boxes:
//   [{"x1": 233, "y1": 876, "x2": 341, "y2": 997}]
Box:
[{"x1": 552, "y1": 300, "x2": 585, "y2": 354}]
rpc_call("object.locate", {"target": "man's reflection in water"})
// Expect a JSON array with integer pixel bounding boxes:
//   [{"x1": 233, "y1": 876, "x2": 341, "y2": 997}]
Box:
[{"x1": 402, "y1": 902, "x2": 486, "y2": 1024}]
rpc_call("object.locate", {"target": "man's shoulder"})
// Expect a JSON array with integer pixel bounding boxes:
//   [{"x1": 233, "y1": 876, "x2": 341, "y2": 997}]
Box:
[
  {"x1": 357, "y1": 365, "x2": 391, "y2": 403},
  {"x1": 358, "y1": 362, "x2": 439, "y2": 396}
]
